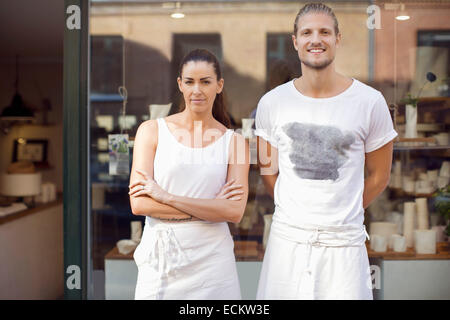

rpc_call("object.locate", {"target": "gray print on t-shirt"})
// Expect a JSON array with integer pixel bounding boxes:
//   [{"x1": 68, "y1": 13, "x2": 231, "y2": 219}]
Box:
[{"x1": 282, "y1": 122, "x2": 355, "y2": 180}]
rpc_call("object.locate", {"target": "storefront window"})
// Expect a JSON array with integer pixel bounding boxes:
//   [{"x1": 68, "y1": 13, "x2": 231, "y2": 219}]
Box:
[{"x1": 82, "y1": 0, "x2": 450, "y2": 299}]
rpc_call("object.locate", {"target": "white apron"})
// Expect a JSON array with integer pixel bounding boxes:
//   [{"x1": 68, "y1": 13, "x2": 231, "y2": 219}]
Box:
[
  {"x1": 134, "y1": 218, "x2": 241, "y2": 300},
  {"x1": 256, "y1": 219, "x2": 372, "y2": 300}
]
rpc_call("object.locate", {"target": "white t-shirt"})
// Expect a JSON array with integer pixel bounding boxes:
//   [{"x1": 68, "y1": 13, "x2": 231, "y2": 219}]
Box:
[{"x1": 255, "y1": 78, "x2": 398, "y2": 227}]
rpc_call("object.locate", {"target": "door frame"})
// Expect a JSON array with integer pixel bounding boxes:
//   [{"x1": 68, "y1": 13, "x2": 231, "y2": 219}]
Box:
[{"x1": 63, "y1": 0, "x2": 90, "y2": 300}]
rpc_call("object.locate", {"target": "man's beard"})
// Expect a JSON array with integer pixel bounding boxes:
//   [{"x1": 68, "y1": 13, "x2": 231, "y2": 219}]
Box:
[{"x1": 301, "y1": 56, "x2": 334, "y2": 70}]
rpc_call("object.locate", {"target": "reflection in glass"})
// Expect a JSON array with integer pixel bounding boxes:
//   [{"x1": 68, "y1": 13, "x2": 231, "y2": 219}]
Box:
[{"x1": 86, "y1": 0, "x2": 450, "y2": 299}]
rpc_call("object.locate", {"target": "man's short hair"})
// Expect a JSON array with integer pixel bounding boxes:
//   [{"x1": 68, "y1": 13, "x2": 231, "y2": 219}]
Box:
[{"x1": 293, "y1": 3, "x2": 340, "y2": 36}]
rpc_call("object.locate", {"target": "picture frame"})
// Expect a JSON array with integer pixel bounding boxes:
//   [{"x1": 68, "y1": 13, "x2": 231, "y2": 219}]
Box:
[{"x1": 12, "y1": 139, "x2": 48, "y2": 167}]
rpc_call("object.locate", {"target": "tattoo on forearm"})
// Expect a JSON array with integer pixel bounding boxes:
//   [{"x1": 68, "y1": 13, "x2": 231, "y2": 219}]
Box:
[{"x1": 154, "y1": 215, "x2": 193, "y2": 222}]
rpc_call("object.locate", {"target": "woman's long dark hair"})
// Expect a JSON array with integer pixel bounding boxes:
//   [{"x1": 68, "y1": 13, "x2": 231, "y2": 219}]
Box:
[{"x1": 178, "y1": 49, "x2": 231, "y2": 128}]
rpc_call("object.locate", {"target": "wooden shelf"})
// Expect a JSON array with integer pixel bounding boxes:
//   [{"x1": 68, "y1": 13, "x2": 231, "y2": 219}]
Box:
[
  {"x1": 367, "y1": 242, "x2": 450, "y2": 260},
  {"x1": 390, "y1": 188, "x2": 435, "y2": 198},
  {"x1": 0, "y1": 193, "x2": 63, "y2": 226},
  {"x1": 12, "y1": 123, "x2": 58, "y2": 127},
  {"x1": 105, "y1": 245, "x2": 135, "y2": 260},
  {"x1": 396, "y1": 137, "x2": 436, "y2": 143},
  {"x1": 104, "y1": 238, "x2": 450, "y2": 263},
  {"x1": 394, "y1": 145, "x2": 450, "y2": 151},
  {"x1": 105, "y1": 241, "x2": 266, "y2": 262},
  {"x1": 417, "y1": 96, "x2": 450, "y2": 104},
  {"x1": 396, "y1": 123, "x2": 446, "y2": 133},
  {"x1": 398, "y1": 96, "x2": 450, "y2": 108}
]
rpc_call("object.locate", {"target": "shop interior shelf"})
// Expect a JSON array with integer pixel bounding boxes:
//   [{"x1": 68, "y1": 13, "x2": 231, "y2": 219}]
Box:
[{"x1": 394, "y1": 145, "x2": 450, "y2": 151}]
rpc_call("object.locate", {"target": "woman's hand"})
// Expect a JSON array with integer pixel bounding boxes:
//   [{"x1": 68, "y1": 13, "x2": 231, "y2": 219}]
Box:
[
  {"x1": 128, "y1": 169, "x2": 171, "y2": 204},
  {"x1": 216, "y1": 179, "x2": 244, "y2": 201}
]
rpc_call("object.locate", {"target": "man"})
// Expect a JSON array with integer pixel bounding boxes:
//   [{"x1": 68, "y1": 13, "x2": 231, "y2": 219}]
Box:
[{"x1": 255, "y1": 3, "x2": 397, "y2": 300}]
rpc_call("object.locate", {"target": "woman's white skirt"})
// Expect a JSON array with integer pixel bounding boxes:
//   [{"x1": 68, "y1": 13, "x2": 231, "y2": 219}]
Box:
[{"x1": 134, "y1": 217, "x2": 241, "y2": 300}]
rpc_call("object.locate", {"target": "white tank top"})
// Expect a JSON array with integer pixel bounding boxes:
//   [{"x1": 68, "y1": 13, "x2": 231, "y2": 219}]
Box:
[{"x1": 152, "y1": 117, "x2": 234, "y2": 200}]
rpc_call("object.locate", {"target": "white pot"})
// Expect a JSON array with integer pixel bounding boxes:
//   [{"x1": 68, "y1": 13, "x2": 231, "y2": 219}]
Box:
[
  {"x1": 405, "y1": 104, "x2": 418, "y2": 138},
  {"x1": 391, "y1": 234, "x2": 407, "y2": 252},
  {"x1": 130, "y1": 221, "x2": 142, "y2": 243},
  {"x1": 403, "y1": 202, "x2": 416, "y2": 248},
  {"x1": 440, "y1": 161, "x2": 450, "y2": 178},
  {"x1": 371, "y1": 234, "x2": 388, "y2": 252},
  {"x1": 116, "y1": 239, "x2": 138, "y2": 255},
  {"x1": 414, "y1": 230, "x2": 437, "y2": 254}
]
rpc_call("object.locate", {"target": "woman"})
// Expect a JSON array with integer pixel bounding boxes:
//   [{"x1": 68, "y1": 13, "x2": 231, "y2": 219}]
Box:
[{"x1": 128, "y1": 49, "x2": 250, "y2": 300}]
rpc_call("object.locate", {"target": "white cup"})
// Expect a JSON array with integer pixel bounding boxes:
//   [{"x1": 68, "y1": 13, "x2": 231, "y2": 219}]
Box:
[
  {"x1": 415, "y1": 198, "x2": 429, "y2": 230},
  {"x1": 394, "y1": 160, "x2": 401, "y2": 176},
  {"x1": 41, "y1": 183, "x2": 50, "y2": 203},
  {"x1": 48, "y1": 183, "x2": 56, "y2": 201},
  {"x1": 439, "y1": 161, "x2": 449, "y2": 177},
  {"x1": 414, "y1": 230, "x2": 437, "y2": 254},
  {"x1": 393, "y1": 175, "x2": 402, "y2": 188},
  {"x1": 435, "y1": 133, "x2": 449, "y2": 146},
  {"x1": 414, "y1": 181, "x2": 421, "y2": 193},
  {"x1": 392, "y1": 235, "x2": 407, "y2": 252},
  {"x1": 116, "y1": 239, "x2": 138, "y2": 255},
  {"x1": 371, "y1": 235, "x2": 387, "y2": 252},
  {"x1": 427, "y1": 170, "x2": 439, "y2": 181},
  {"x1": 418, "y1": 172, "x2": 428, "y2": 181},
  {"x1": 416, "y1": 180, "x2": 432, "y2": 190},
  {"x1": 130, "y1": 221, "x2": 142, "y2": 243},
  {"x1": 402, "y1": 176, "x2": 415, "y2": 193},
  {"x1": 389, "y1": 234, "x2": 401, "y2": 250},
  {"x1": 437, "y1": 176, "x2": 449, "y2": 189},
  {"x1": 403, "y1": 202, "x2": 416, "y2": 247}
]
